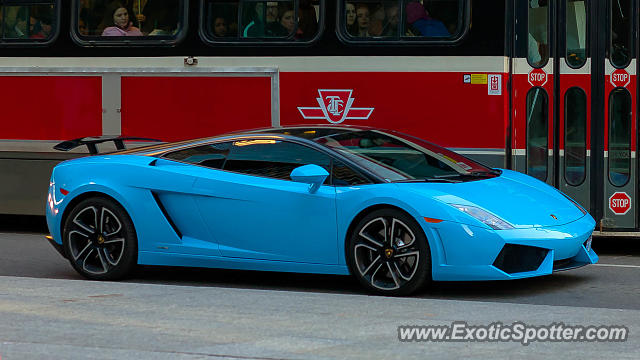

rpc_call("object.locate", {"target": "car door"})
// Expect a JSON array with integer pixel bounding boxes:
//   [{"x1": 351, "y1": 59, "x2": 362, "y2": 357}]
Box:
[{"x1": 191, "y1": 138, "x2": 339, "y2": 264}]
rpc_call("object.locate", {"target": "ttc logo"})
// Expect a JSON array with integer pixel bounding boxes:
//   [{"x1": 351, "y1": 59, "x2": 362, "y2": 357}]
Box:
[{"x1": 297, "y1": 89, "x2": 374, "y2": 124}]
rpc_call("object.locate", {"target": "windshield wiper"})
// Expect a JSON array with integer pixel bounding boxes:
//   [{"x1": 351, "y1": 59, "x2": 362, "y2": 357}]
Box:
[
  {"x1": 392, "y1": 178, "x2": 462, "y2": 183},
  {"x1": 469, "y1": 169, "x2": 502, "y2": 176},
  {"x1": 432, "y1": 169, "x2": 502, "y2": 179}
]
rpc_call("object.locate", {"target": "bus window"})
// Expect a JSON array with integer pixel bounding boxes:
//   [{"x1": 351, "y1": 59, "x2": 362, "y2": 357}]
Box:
[
  {"x1": 202, "y1": 0, "x2": 322, "y2": 43},
  {"x1": 0, "y1": 2, "x2": 57, "y2": 44},
  {"x1": 608, "y1": 88, "x2": 631, "y2": 187},
  {"x1": 564, "y1": 87, "x2": 587, "y2": 186},
  {"x1": 340, "y1": 0, "x2": 466, "y2": 43},
  {"x1": 528, "y1": 0, "x2": 549, "y2": 68},
  {"x1": 566, "y1": 0, "x2": 587, "y2": 68},
  {"x1": 610, "y1": 0, "x2": 632, "y2": 68},
  {"x1": 526, "y1": 87, "x2": 548, "y2": 182},
  {"x1": 74, "y1": 0, "x2": 186, "y2": 45}
]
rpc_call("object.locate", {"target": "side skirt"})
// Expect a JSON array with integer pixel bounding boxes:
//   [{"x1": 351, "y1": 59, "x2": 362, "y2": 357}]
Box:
[{"x1": 138, "y1": 251, "x2": 351, "y2": 275}]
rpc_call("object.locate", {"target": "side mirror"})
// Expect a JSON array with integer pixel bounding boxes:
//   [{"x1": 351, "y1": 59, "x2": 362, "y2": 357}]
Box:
[{"x1": 290, "y1": 164, "x2": 329, "y2": 193}]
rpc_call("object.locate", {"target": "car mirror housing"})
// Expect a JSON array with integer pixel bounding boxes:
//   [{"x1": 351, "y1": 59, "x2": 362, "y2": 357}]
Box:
[{"x1": 290, "y1": 164, "x2": 329, "y2": 193}]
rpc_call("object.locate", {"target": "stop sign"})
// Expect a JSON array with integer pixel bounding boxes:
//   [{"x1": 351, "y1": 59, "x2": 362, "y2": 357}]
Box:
[
  {"x1": 610, "y1": 68, "x2": 631, "y2": 88},
  {"x1": 609, "y1": 192, "x2": 632, "y2": 215},
  {"x1": 528, "y1": 68, "x2": 548, "y2": 87}
]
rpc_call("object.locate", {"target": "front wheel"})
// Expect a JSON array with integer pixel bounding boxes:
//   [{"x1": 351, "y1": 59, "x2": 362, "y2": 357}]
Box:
[
  {"x1": 347, "y1": 209, "x2": 431, "y2": 296},
  {"x1": 62, "y1": 197, "x2": 137, "y2": 280}
]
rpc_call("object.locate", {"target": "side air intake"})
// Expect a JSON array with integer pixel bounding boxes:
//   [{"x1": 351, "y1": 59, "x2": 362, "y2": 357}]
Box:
[{"x1": 151, "y1": 191, "x2": 183, "y2": 239}]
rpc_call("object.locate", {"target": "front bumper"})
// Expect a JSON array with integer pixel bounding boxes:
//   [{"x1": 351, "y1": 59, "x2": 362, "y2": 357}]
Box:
[{"x1": 427, "y1": 214, "x2": 598, "y2": 281}]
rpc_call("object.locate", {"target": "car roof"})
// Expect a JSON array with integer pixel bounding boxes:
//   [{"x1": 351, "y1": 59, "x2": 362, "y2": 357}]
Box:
[{"x1": 114, "y1": 125, "x2": 377, "y2": 156}]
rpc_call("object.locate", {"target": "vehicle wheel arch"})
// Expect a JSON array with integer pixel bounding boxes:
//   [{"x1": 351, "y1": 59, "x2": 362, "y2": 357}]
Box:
[
  {"x1": 344, "y1": 203, "x2": 432, "y2": 262},
  {"x1": 344, "y1": 204, "x2": 434, "y2": 295},
  {"x1": 60, "y1": 191, "x2": 137, "y2": 248},
  {"x1": 60, "y1": 192, "x2": 139, "y2": 280}
]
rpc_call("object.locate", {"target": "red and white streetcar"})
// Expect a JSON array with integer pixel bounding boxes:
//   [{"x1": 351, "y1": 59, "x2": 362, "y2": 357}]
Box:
[{"x1": 0, "y1": 0, "x2": 637, "y2": 235}]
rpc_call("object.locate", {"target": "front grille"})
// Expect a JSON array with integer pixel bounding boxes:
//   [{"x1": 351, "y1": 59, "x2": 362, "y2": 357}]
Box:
[{"x1": 493, "y1": 244, "x2": 549, "y2": 274}]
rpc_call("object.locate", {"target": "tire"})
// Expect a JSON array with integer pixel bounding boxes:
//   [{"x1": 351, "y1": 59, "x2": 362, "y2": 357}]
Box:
[
  {"x1": 346, "y1": 208, "x2": 431, "y2": 296},
  {"x1": 62, "y1": 197, "x2": 137, "y2": 280}
]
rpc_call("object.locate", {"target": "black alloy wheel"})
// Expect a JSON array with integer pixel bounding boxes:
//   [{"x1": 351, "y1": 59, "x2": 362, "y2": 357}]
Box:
[
  {"x1": 347, "y1": 208, "x2": 431, "y2": 296},
  {"x1": 62, "y1": 197, "x2": 137, "y2": 280}
]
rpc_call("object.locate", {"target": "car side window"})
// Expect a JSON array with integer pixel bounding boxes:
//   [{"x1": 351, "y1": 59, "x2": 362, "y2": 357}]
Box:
[
  {"x1": 163, "y1": 142, "x2": 232, "y2": 169},
  {"x1": 331, "y1": 160, "x2": 370, "y2": 186},
  {"x1": 223, "y1": 139, "x2": 331, "y2": 181}
]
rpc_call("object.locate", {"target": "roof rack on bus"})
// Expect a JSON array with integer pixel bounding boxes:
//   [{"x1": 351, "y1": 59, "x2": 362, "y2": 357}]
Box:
[{"x1": 53, "y1": 136, "x2": 163, "y2": 155}]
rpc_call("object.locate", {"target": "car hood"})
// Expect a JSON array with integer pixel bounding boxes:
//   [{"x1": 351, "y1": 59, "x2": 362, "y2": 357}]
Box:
[{"x1": 400, "y1": 169, "x2": 586, "y2": 229}]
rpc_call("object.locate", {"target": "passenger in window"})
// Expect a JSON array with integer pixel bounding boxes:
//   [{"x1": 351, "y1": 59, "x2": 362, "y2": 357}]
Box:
[
  {"x1": 355, "y1": 4, "x2": 370, "y2": 37},
  {"x1": 243, "y1": 2, "x2": 266, "y2": 37},
  {"x1": 298, "y1": 0, "x2": 318, "y2": 39},
  {"x1": 528, "y1": 33, "x2": 542, "y2": 65},
  {"x1": 368, "y1": 3, "x2": 385, "y2": 36},
  {"x1": 381, "y1": 3, "x2": 399, "y2": 37},
  {"x1": 5, "y1": 7, "x2": 50, "y2": 39},
  {"x1": 131, "y1": 0, "x2": 179, "y2": 35},
  {"x1": 102, "y1": 6, "x2": 142, "y2": 36},
  {"x1": 264, "y1": 3, "x2": 296, "y2": 37},
  {"x1": 405, "y1": 1, "x2": 450, "y2": 37},
  {"x1": 6, "y1": 7, "x2": 29, "y2": 38},
  {"x1": 210, "y1": 3, "x2": 237, "y2": 38},
  {"x1": 213, "y1": 16, "x2": 228, "y2": 37},
  {"x1": 79, "y1": 0, "x2": 104, "y2": 35},
  {"x1": 29, "y1": 16, "x2": 52, "y2": 39},
  {"x1": 265, "y1": 1, "x2": 279, "y2": 27},
  {"x1": 97, "y1": 1, "x2": 131, "y2": 34},
  {"x1": 279, "y1": 6, "x2": 296, "y2": 35},
  {"x1": 346, "y1": 2, "x2": 358, "y2": 35},
  {"x1": 78, "y1": 18, "x2": 89, "y2": 35},
  {"x1": 28, "y1": 6, "x2": 53, "y2": 39}
]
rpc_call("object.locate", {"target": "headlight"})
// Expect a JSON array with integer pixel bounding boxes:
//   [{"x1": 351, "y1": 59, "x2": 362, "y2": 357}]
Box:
[{"x1": 450, "y1": 204, "x2": 514, "y2": 230}]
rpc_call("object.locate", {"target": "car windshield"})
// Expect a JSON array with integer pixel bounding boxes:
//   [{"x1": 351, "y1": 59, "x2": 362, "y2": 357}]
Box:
[{"x1": 312, "y1": 130, "x2": 498, "y2": 182}]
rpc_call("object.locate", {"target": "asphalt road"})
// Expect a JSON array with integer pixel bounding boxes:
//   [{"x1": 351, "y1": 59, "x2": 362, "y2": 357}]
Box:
[
  {"x1": 1, "y1": 215, "x2": 639, "y2": 310},
  {"x1": 0, "y1": 215, "x2": 639, "y2": 359}
]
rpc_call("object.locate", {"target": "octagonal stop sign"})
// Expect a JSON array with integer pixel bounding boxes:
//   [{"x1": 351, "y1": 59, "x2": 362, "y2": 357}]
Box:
[
  {"x1": 609, "y1": 192, "x2": 632, "y2": 215},
  {"x1": 610, "y1": 68, "x2": 631, "y2": 88},
  {"x1": 528, "y1": 68, "x2": 548, "y2": 87}
]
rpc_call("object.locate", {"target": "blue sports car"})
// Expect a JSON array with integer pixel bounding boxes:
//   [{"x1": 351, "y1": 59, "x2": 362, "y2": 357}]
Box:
[{"x1": 46, "y1": 126, "x2": 598, "y2": 295}]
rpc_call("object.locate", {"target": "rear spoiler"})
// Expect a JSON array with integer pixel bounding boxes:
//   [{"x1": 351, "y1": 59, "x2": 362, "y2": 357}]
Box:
[{"x1": 53, "y1": 136, "x2": 162, "y2": 155}]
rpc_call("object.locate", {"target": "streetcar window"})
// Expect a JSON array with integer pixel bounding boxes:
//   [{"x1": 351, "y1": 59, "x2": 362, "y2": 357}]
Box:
[
  {"x1": 202, "y1": 0, "x2": 322, "y2": 43},
  {"x1": 608, "y1": 88, "x2": 631, "y2": 187},
  {"x1": 339, "y1": 0, "x2": 466, "y2": 43},
  {"x1": 0, "y1": 2, "x2": 57, "y2": 45},
  {"x1": 609, "y1": 0, "x2": 632, "y2": 68},
  {"x1": 566, "y1": 0, "x2": 587, "y2": 68},
  {"x1": 526, "y1": 87, "x2": 548, "y2": 182},
  {"x1": 564, "y1": 87, "x2": 587, "y2": 186},
  {"x1": 73, "y1": 0, "x2": 186, "y2": 45},
  {"x1": 528, "y1": 0, "x2": 549, "y2": 68}
]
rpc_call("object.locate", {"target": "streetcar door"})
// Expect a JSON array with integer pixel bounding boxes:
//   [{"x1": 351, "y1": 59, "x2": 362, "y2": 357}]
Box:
[
  {"x1": 513, "y1": 0, "x2": 638, "y2": 231},
  {"x1": 598, "y1": 0, "x2": 637, "y2": 230},
  {"x1": 512, "y1": 0, "x2": 557, "y2": 190},
  {"x1": 557, "y1": 0, "x2": 591, "y2": 218}
]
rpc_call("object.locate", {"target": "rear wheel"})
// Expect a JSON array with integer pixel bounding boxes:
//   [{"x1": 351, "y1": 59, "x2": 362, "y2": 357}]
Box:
[
  {"x1": 62, "y1": 197, "x2": 137, "y2": 280},
  {"x1": 347, "y1": 209, "x2": 431, "y2": 296}
]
